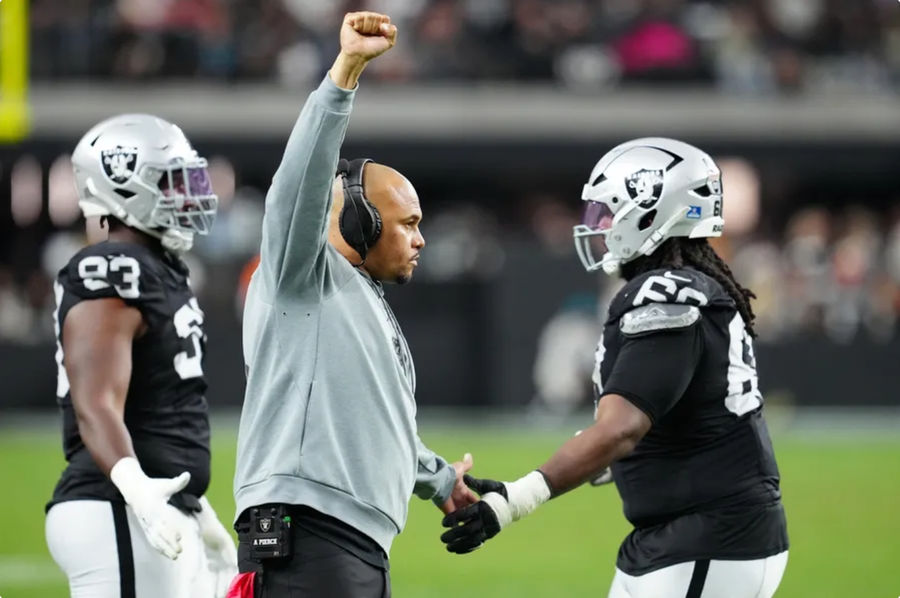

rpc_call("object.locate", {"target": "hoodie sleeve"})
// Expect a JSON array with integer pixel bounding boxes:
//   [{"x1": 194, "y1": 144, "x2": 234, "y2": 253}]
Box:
[
  {"x1": 256, "y1": 74, "x2": 356, "y2": 296},
  {"x1": 413, "y1": 435, "x2": 456, "y2": 507}
]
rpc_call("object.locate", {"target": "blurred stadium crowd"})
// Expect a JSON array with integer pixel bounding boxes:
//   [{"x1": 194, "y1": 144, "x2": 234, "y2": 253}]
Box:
[
  {"x1": 6, "y1": 0, "x2": 899, "y2": 403},
  {"x1": 1, "y1": 149, "x2": 899, "y2": 347},
  {"x1": 33, "y1": 0, "x2": 900, "y2": 93}
]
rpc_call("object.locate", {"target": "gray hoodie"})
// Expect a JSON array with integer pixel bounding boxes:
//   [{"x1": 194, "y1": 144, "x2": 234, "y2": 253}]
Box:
[{"x1": 233, "y1": 74, "x2": 455, "y2": 554}]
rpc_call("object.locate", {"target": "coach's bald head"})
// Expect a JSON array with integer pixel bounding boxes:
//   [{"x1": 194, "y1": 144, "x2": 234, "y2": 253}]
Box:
[{"x1": 329, "y1": 162, "x2": 424, "y2": 284}]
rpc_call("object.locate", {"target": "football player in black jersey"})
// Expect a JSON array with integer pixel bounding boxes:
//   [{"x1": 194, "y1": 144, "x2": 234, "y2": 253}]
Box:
[
  {"x1": 44, "y1": 114, "x2": 238, "y2": 598},
  {"x1": 441, "y1": 138, "x2": 789, "y2": 597}
]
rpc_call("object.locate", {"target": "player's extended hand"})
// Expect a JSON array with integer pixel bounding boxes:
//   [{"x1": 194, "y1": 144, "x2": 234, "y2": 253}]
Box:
[
  {"x1": 439, "y1": 453, "x2": 479, "y2": 515},
  {"x1": 340, "y1": 12, "x2": 397, "y2": 61},
  {"x1": 196, "y1": 496, "x2": 238, "y2": 598},
  {"x1": 110, "y1": 457, "x2": 191, "y2": 560},
  {"x1": 440, "y1": 474, "x2": 508, "y2": 554}
]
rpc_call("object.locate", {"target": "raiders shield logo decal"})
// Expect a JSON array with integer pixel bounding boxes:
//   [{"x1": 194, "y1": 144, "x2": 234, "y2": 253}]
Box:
[
  {"x1": 626, "y1": 169, "x2": 664, "y2": 208},
  {"x1": 101, "y1": 146, "x2": 138, "y2": 185},
  {"x1": 258, "y1": 517, "x2": 272, "y2": 533}
]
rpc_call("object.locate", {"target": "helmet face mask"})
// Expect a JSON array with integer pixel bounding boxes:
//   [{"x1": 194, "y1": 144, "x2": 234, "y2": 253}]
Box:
[
  {"x1": 574, "y1": 137, "x2": 724, "y2": 275},
  {"x1": 73, "y1": 114, "x2": 218, "y2": 252},
  {"x1": 573, "y1": 201, "x2": 616, "y2": 273},
  {"x1": 152, "y1": 161, "x2": 217, "y2": 235}
]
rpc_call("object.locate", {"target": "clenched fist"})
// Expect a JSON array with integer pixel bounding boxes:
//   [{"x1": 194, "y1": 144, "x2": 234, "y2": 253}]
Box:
[
  {"x1": 341, "y1": 12, "x2": 397, "y2": 60},
  {"x1": 330, "y1": 12, "x2": 397, "y2": 89}
]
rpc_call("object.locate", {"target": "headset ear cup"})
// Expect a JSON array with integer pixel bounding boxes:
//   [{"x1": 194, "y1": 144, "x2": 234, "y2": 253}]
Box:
[
  {"x1": 367, "y1": 202, "x2": 382, "y2": 245},
  {"x1": 337, "y1": 158, "x2": 378, "y2": 260},
  {"x1": 339, "y1": 201, "x2": 366, "y2": 257}
]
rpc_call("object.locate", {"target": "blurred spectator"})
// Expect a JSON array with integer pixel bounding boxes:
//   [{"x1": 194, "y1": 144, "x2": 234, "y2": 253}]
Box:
[
  {"x1": 416, "y1": 204, "x2": 505, "y2": 281},
  {"x1": 726, "y1": 204, "x2": 900, "y2": 344},
  {"x1": 192, "y1": 157, "x2": 264, "y2": 262},
  {"x1": 235, "y1": 253, "x2": 261, "y2": 318},
  {"x1": 526, "y1": 195, "x2": 580, "y2": 257},
  {"x1": 0, "y1": 266, "x2": 54, "y2": 344},
  {"x1": 730, "y1": 240, "x2": 785, "y2": 339},
  {"x1": 0, "y1": 266, "x2": 34, "y2": 341},
  {"x1": 826, "y1": 207, "x2": 888, "y2": 342},
  {"x1": 780, "y1": 206, "x2": 833, "y2": 335},
  {"x1": 531, "y1": 292, "x2": 600, "y2": 415},
  {"x1": 612, "y1": 5, "x2": 708, "y2": 84}
]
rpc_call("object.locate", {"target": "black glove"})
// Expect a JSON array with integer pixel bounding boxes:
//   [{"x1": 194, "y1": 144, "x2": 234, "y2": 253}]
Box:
[
  {"x1": 440, "y1": 475, "x2": 507, "y2": 554},
  {"x1": 464, "y1": 474, "x2": 507, "y2": 498}
]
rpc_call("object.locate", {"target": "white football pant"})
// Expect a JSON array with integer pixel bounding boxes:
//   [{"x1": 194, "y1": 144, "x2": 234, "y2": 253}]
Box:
[
  {"x1": 46, "y1": 500, "x2": 217, "y2": 598},
  {"x1": 608, "y1": 551, "x2": 788, "y2": 598}
]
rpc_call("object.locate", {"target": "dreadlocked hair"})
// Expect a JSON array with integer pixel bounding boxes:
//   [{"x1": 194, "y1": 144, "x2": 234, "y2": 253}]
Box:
[{"x1": 620, "y1": 237, "x2": 758, "y2": 337}]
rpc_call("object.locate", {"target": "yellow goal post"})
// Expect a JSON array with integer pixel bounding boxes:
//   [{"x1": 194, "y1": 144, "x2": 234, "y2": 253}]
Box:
[{"x1": 0, "y1": 0, "x2": 29, "y2": 142}]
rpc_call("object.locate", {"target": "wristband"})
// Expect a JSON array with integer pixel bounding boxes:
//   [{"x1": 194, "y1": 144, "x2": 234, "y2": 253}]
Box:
[{"x1": 483, "y1": 470, "x2": 551, "y2": 528}]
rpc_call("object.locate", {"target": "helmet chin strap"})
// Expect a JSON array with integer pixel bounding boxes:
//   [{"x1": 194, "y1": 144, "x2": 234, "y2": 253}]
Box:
[
  {"x1": 637, "y1": 206, "x2": 691, "y2": 257},
  {"x1": 599, "y1": 206, "x2": 690, "y2": 274}
]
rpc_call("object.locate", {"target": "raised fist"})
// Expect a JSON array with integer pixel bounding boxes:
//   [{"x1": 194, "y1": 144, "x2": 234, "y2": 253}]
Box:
[{"x1": 340, "y1": 12, "x2": 397, "y2": 62}]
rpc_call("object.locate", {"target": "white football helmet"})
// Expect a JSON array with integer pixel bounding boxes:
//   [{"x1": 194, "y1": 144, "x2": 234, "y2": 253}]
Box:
[
  {"x1": 573, "y1": 137, "x2": 724, "y2": 275},
  {"x1": 71, "y1": 114, "x2": 218, "y2": 252}
]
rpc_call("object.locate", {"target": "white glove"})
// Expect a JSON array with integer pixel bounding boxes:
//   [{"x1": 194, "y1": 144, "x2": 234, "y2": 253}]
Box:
[
  {"x1": 110, "y1": 457, "x2": 191, "y2": 560},
  {"x1": 196, "y1": 496, "x2": 239, "y2": 598}
]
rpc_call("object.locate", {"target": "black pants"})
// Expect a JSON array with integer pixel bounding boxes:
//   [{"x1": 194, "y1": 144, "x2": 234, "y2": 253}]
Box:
[{"x1": 238, "y1": 525, "x2": 391, "y2": 598}]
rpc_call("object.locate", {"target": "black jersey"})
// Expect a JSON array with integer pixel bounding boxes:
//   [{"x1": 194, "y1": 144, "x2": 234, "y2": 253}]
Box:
[
  {"x1": 594, "y1": 267, "x2": 788, "y2": 574},
  {"x1": 47, "y1": 241, "x2": 211, "y2": 510}
]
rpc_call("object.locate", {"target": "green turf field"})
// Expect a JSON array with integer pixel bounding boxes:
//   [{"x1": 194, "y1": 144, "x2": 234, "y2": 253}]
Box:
[{"x1": 1, "y1": 420, "x2": 898, "y2": 597}]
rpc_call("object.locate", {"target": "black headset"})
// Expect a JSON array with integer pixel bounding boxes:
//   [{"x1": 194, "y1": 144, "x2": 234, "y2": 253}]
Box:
[{"x1": 336, "y1": 158, "x2": 382, "y2": 262}]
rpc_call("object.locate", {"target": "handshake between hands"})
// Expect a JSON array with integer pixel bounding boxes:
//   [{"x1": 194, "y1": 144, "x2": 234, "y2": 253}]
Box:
[{"x1": 440, "y1": 472, "x2": 552, "y2": 554}]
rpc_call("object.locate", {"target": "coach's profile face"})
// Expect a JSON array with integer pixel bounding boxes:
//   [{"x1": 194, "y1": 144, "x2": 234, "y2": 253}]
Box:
[
  {"x1": 329, "y1": 163, "x2": 425, "y2": 284},
  {"x1": 364, "y1": 164, "x2": 425, "y2": 284}
]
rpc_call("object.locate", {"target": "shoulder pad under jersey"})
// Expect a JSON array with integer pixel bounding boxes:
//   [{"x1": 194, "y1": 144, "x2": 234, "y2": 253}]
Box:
[{"x1": 620, "y1": 302, "x2": 701, "y2": 336}]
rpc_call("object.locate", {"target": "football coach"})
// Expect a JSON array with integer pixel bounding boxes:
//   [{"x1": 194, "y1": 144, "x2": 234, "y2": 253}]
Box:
[{"x1": 230, "y1": 11, "x2": 475, "y2": 598}]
